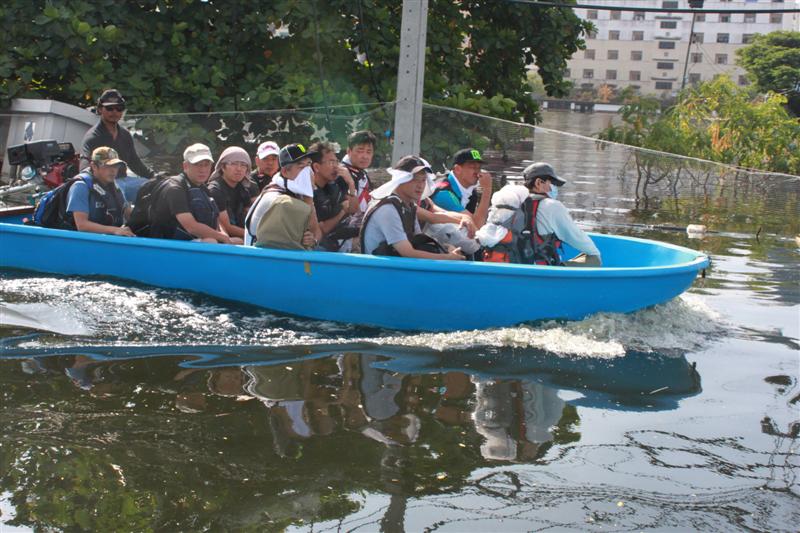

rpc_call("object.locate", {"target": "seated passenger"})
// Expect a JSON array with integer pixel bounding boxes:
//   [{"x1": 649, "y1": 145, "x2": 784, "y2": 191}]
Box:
[
  {"x1": 360, "y1": 156, "x2": 464, "y2": 261},
  {"x1": 244, "y1": 143, "x2": 318, "y2": 250},
  {"x1": 342, "y1": 130, "x2": 377, "y2": 215},
  {"x1": 66, "y1": 146, "x2": 134, "y2": 236},
  {"x1": 309, "y1": 141, "x2": 360, "y2": 252},
  {"x1": 251, "y1": 140, "x2": 280, "y2": 192},
  {"x1": 477, "y1": 162, "x2": 601, "y2": 266},
  {"x1": 429, "y1": 148, "x2": 492, "y2": 229},
  {"x1": 207, "y1": 146, "x2": 255, "y2": 240},
  {"x1": 148, "y1": 143, "x2": 240, "y2": 244}
]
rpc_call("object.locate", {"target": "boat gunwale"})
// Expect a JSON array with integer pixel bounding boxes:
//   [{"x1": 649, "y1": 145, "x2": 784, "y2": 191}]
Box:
[{"x1": 0, "y1": 219, "x2": 709, "y2": 279}]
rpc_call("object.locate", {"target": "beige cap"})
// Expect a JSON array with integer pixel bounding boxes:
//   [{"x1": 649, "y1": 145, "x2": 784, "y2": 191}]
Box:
[
  {"x1": 183, "y1": 143, "x2": 214, "y2": 164},
  {"x1": 91, "y1": 146, "x2": 126, "y2": 167}
]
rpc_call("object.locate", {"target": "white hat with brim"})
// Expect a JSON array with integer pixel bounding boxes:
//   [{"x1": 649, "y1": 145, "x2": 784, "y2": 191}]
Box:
[
  {"x1": 371, "y1": 166, "x2": 433, "y2": 200},
  {"x1": 257, "y1": 141, "x2": 280, "y2": 160},
  {"x1": 183, "y1": 143, "x2": 214, "y2": 164}
]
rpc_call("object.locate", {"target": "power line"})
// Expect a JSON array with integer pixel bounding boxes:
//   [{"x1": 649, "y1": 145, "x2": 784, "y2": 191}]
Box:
[{"x1": 506, "y1": 0, "x2": 800, "y2": 14}]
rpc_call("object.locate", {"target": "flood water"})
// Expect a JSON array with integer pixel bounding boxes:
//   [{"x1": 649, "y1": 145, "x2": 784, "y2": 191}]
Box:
[{"x1": 1, "y1": 111, "x2": 798, "y2": 531}]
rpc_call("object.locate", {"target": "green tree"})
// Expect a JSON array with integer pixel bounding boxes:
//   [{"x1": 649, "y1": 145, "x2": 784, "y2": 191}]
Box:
[
  {"x1": 736, "y1": 30, "x2": 800, "y2": 117},
  {"x1": 0, "y1": 0, "x2": 589, "y2": 121}
]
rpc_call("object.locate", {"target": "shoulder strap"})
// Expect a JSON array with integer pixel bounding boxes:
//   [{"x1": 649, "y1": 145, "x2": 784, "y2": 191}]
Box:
[{"x1": 359, "y1": 195, "x2": 415, "y2": 253}]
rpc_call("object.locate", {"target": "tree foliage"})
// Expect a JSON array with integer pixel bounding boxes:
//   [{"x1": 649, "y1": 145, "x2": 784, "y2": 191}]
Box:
[
  {"x1": 0, "y1": 0, "x2": 589, "y2": 125},
  {"x1": 736, "y1": 30, "x2": 800, "y2": 116},
  {"x1": 598, "y1": 76, "x2": 800, "y2": 175}
]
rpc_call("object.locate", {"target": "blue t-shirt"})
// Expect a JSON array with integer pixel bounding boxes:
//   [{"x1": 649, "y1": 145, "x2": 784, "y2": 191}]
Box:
[
  {"x1": 430, "y1": 173, "x2": 467, "y2": 213},
  {"x1": 66, "y1": 178, "x2": 128, "y2": 223}
]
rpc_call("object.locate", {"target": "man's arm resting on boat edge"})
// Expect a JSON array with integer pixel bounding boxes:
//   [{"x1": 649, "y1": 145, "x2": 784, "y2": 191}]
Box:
[
  {"x1": 392, "y1": 240, "x2": 464, "y2": 261},
  {"x1": 72, "y1": 212, "x2": 135, "y2": 237},
  {"x1": 175, "y1": 212, "x2": 236, "y2": 244}
]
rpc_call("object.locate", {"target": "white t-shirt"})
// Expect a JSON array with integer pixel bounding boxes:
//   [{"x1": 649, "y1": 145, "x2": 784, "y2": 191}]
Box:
[{"x1": 533, "y1": 197, "x2": 600, "y2": 257}]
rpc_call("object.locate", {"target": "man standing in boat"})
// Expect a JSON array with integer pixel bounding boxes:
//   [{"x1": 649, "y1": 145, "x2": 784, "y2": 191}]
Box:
[
  {"x1": 148, "y1": 143, "x2": 239, "y2": 244},
  {"x1": 80, "y1": 89, "x2": 155, "y2": 199},
  {"x1": 479, "y1": 162, "x2": 601, "y2": 266},
  {"x1": 429, "y1": 148, "x2": 493, "y2": 230},
  {"x1": 65, "y1": 146, "x2": 134, "y2": 237}
]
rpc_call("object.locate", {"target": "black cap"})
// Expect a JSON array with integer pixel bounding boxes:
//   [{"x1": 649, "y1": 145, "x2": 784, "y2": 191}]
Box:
[
  {"x1": 278, "y1": 143, "x2": 316, "y2": 167},
  {"x1": 394, "y1": 155, "x2": 432, "y2": 175},
  {"x1": 523, "y1": 162, "x2": 566, "y2": 187},
  {"x1": 98, "y1": 89, "x2": 126, "y2": 107},
  {"x1": 453, "y1": 148, "x2": 483, "y2": 166}
]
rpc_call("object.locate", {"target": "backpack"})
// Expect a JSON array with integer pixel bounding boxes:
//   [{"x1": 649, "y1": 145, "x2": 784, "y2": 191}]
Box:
[
  {"x1": 28, "y1": 174, "x2": 93, "y2": 229},
  {"x1": 127, "y1": 175, "x2": 172, "y2": 237}
]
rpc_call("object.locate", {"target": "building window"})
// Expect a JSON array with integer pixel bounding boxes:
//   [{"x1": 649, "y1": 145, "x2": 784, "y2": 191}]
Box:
[
  {"x1": 662, "y1": 0, "x2": 679, "y2": 8},
  {"x1": 693, "y1": 33, "x2": 704, "y2": 44},
  {"x1": 770, "y1": 13, "x2": 783, "y2": 23},
  {"x1": 633, "y1": 31, "x2": 644, "y2": 41},
  {"x1": 742, "y1": 34, "x2": 755, "y2": 44},
  {"x1": 610, "y1": 10, "x2": 621, "y2": 20},
  {"x1": 630, "y1": 71, "x2": 641, "y2": 81},
  {"x1": 655, "y1": 81, "x2": 673, "y2": 90},
  {"x1": 583, "y1": 69, "x2": 594, "y2": 79},
  {"x1": 631, "y1": 50, "x2": 643, "y2": 61},
  {"x1": 587, "y1": 29, "x2": 597, "y2": 39},
  {"x1": 695, "y1": 14, "x2": 706, "y2": 22},
  {"x1": 587, "y1": 10, "x2": 598, "y2": 20},
  {"x1": 581, "y1": 83, "x2": 594, "y2": 90},
  {"x1": 564, "y1": 68, "x2": 571, "y2": 77},
  {"x1": 659, "y1": 41, "x2": 676, "y2": 49},
  {"x1": 657, "y1": 62, "x2": 675, "y2": 70},
  {"x1": 691, "y1": 53, "x2": 703, "y2": 63},
  {"x1": 584, "y1": 49, "x2": 595, "y2": 59},
  {"x1": 609, "y1": 30, "x2": 620, "y2": 40},
  {"x1": 660, "y1": 21, "x2": 678, "y2": 29},
  {"x1": 607, "y1": 50, "x2": 619, "y2": 60},
  {"x1": 716, "y1": 54, "x2": 728, "y2": 64},
  {"x1": 606, "y1": 70, "x2": 617, "y2": 80},
  {"x1": 689, "y1": 73, "x2": 701, "y2": 84},
  {"x1": 738, "y1": 75, "x2": 749, "y2": 86},
  {"x1": 744, "y1": 13, "x2": 756, "y2": 23},
  {"x1": 720, "y1": 14, "x2": 731, "y2": 23},
  {"x1": 717, "y1": 33, "x2": 730, "y2": 43},
  {"x1": 634, "y1": 12, "x2": 645, "y2": 21}
]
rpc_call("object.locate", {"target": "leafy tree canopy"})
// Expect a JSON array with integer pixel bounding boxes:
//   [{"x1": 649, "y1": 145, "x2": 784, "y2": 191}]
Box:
[
  {"x1": 598, "y1": 76, "x2": 800, "y2": 175},
  {"x1": 736, "y1": 30, "x2": 800, "y2": 116},
  {"x1": 0, "y1": 0, "x2": 589, "y2": 125}
]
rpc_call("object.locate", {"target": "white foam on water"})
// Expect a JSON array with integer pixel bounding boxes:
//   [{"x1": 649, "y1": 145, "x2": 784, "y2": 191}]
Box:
[{"x1": 370, "y1": 294, "x2": 723, "y2": 357}]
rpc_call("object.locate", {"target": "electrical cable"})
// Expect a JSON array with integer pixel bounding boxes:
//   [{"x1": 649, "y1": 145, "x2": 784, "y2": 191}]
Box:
[{"x1": 504, "y1": 0, "x2": 800, "y2": 14}]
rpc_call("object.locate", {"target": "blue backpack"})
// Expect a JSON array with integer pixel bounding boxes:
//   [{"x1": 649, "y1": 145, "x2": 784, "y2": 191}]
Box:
[{"x1": 29, "y1": 174, "x2": 93, "y2": 229}]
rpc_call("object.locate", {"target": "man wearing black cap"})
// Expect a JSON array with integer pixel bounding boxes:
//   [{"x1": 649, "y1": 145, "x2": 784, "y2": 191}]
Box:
[
  {"x1": 80, "y1": 89, "x2": 155, "y2": 186},
  {"x1": 243, "y1": 143, "x2": 321, "y2": 249},
  {"x1": 429, "y1": 148, "x2": 492, "y2": 229},
  {"x1": 483, "y1": 162, "x2": 600, "y2": 266}
]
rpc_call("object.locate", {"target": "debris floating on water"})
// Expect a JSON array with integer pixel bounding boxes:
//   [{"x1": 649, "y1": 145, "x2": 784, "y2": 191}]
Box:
[{"x1": 686, "y1": 224, "x2": 707, "y2": 238}]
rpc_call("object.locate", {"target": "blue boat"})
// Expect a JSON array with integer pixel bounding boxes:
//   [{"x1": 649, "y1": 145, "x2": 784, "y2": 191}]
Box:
[{"x1": 0, "y1": 207, "x2": 709, "y2": 331}]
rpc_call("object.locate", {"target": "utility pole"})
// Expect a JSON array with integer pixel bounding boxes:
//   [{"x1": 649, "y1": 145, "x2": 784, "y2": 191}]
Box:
[
  {"x1": 392, "y1": 0, "x2": 429, "y2": 164},
  {"x1": 681, "y1": 0, "x2": 704, "y2": 92}
]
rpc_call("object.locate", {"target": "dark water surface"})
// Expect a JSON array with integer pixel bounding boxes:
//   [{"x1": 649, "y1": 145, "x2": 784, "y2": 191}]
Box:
[{"x1": 1, "y1": 112, "x2": 798, "y2": 532}]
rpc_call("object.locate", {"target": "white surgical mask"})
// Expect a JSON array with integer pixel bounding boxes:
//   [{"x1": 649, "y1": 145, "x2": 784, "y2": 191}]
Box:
[{"x1": 547, "y1": 186, "x2": 559, "y2": 200}]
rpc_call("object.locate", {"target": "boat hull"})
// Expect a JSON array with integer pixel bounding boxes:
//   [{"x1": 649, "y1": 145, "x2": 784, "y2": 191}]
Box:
[{"x1": 0, "y1": 214, "x2": 708, "y2": 331}]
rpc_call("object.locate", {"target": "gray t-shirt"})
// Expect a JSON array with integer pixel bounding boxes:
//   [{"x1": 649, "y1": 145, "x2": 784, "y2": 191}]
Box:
[{"x1": 362, "y1": 202, "x2": 421, "y2": 255}]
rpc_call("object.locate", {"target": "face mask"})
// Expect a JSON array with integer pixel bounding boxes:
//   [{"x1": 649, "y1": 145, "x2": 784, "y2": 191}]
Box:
[{"x1": 547, "y1": 186, "x2": 558, "y2": 200}]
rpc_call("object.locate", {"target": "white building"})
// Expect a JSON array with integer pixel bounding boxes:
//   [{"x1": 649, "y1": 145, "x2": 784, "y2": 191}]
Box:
[{"x1": 565, "y1": 0, "x2": 800, "y2": 98}]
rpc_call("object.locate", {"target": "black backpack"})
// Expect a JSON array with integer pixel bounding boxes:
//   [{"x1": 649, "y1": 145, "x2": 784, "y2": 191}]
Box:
[
  {"x1": 127, "y1": 175, "x2": 172, "y2": 237},
  {"x1": 28, "y1": 174, "x2": 92, "y2": 229}
]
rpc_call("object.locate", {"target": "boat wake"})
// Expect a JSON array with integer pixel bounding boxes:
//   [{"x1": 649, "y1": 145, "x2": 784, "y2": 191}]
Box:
[{"x1": 0, "y1": 274, "x2": 723, "y2": 358}]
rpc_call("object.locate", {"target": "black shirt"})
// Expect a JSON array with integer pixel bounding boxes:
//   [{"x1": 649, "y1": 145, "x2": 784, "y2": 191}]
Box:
[
  {"x1": 250, "y1": 170, "x2": 272, "y2": 192},
  {"x1": 80, "y1": 120, "x2": 154, "y2": 179},
  {"x1": 313, "y1": 176, "x2": 349, "y2": 222},
  {"x1": 207, "y1": 177, "x2": 254, "y2": 227},
  {"x1": 150, "y1": 173, "x2": 216, "y2": 239}
]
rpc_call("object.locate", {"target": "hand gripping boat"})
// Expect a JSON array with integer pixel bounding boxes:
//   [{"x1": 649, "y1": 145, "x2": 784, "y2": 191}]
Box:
[{"x1": 0, "y1": 207, "x2": 709, "y2": 332}]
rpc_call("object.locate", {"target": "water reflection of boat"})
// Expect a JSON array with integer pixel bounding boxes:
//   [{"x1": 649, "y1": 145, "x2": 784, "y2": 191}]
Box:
[{"x1": 0, "y1": 206, "x2": 708, "y2": 331}]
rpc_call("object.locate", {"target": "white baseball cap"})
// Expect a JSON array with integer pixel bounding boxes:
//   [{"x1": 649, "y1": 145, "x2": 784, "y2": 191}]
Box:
[
  {"x1": 183, "y1": 143, "x2": 214, "y2": 164},
  {"x1": 257, "y1": 141, "x2": 280, "y2": 159}
]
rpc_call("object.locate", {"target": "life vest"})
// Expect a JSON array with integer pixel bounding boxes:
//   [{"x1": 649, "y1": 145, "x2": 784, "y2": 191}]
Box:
[
  {"x1": 343, "y1": 162, "x2": 372, "y2": 212},
  {"x1": 163, "y1": 174, "x2": 220, "y2": 240},
  {"x1": 482, "y1": 198, "x2": 563, "y2": 266},
  {"x1": 244, "y1": 181, "x2": 303, "y2": 245},
  {"x1": 432, "y1": 174, "x2": 478, "y2": 213},
  {"x1": 360, "y1": 195, "x2": 444, "y2": 256},
  {"x1": 30, "y1": 172, "x2": 125, "y2": 229}
]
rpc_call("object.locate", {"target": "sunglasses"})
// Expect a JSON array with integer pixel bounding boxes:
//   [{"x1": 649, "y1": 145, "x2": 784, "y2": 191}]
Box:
[{"x1": 103, "y1": 105, "x2": 125, "y2": 112}]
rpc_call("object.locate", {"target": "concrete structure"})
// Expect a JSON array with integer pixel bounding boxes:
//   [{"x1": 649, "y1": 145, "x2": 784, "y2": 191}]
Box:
[{"x1": 565, "y1": 0, "x2": 800, "y2": 98}]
